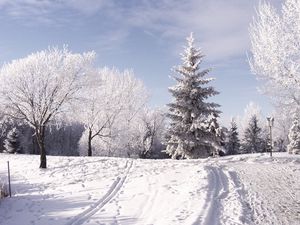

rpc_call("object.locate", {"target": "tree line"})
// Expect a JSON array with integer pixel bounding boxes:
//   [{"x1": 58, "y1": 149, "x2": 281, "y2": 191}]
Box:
[{"x1": 1, "y1": 4, "x2": 300, "y2": 168}]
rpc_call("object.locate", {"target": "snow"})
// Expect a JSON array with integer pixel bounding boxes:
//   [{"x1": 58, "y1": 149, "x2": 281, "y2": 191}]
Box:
[{"x1": 0, "y1": 153, "x2": 299, "y2": 225}]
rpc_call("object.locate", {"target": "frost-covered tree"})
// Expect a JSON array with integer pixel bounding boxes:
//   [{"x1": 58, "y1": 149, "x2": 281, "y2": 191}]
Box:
[
  {"x1": 226, "y1": 119, "x2": 240, "y2": 155},
  {"x1": 4, "y1": 127, "x2": 21, "y2": 154},
  {"x1": 249, "y1": 0, "x2": 300, "y2": 111},
  {"x1": 76, "y1": 67, "x2": 147, "y2": 157},
  {"x1": 134, "y1": 108, "x2": 166, "y2": 158},
  {"x1": 237, "y1": 101, "x2": 265, "y2": 137},
  {"x1": 165, "y1": 33, "x2": 220, "y2": 159},
  {"x1": 0, "y1": 47, "x2": 95, "y2": 168},
  {"x1": 206, "y1": 113, "x2": 224, "y2": 156},
  {"x1": 287, "y1": 115, "x2": 300, "y2": 154},
  {"x1": 242, "y1": 115, "x2": 266, "y2": 153}
]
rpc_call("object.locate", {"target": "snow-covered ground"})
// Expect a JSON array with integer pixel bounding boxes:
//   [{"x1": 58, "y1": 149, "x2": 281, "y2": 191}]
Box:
[{"x1": 0, "y1": 153, "x2": 299, "y2": 225}]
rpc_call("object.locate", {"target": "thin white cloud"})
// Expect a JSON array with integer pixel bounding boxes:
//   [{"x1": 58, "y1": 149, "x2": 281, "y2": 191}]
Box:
[
  {"x1": 64, "y1": 0, "x2": 108, "y2": 15},
  {"x1": 0, "y1": 0, "x2": 283, "y2": 61},
  {"x1": 121, "y1": 0, "x2": 261, "y2": 61},
  {"x1": 89, "y1": 29, "x2": 129, "y2": 54}
]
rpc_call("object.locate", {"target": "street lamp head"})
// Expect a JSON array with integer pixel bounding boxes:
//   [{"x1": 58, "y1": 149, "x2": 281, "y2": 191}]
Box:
[{"x1": 267, "y1": 117, "x2": 274, "y2": 127}]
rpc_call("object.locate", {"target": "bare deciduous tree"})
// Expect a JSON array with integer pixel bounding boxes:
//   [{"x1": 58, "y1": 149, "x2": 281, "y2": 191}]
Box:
[
  {"x1": 249, "y1": 0, "x2": 300, "y2": 110},
  {"x1": 76, "y1": 67, "x2": 148, "y2": 156},
  {"x1": 0, "y1": 47, "x2": 95, "y2": 168}
]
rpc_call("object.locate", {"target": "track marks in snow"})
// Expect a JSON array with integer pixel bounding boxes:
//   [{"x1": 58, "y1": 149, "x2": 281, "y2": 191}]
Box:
[
  {"x1": 66, "y1": 160, "x2": 133, "y2": 225},
  {"x1": 231, "y1": 161, "x2": 300, "y2": 225},
  {"x1": 197, "y1": 165, "x2": 226, "y2": 225},
  {"x1": 195, "y1": 164, "x2": 249, "y2": 225}
]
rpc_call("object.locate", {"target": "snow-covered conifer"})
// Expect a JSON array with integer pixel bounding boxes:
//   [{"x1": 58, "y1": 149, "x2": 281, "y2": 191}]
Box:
[
  {"x1": 226, "y1": 119, "x2": 240, "y2": 155},
  {"x1": 287, "y1": 115, "x2": 300, "y2": 154},
  {"x1": 4, "y1": 127, "x2": 21, "y2": 154},
  {"x1": 242, "y1": 115, "x2": 266, "y2": 153},
  {"x1": 165, "y1": 33, "x2": 220, "y2": 159},
  {"x1": 206, "y1": 113, "x2": 224, "y2": 156}
]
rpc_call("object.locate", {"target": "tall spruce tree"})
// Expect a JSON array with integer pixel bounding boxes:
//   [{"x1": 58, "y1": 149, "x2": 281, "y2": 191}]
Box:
[
  {"x1": 226, "y1": 119, "x2": 240, "y2": 155},
  {"x1": 242, "y1": 115, "x2": 265, "y2": 153},
  {"x1": 165, "y1": 33, "x2": 220, "y2": 159}
]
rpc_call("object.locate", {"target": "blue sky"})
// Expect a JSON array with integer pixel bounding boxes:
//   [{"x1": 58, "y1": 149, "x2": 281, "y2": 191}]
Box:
[{"x1": 0, "y1": 0, "x2": 282, "y2": 124}]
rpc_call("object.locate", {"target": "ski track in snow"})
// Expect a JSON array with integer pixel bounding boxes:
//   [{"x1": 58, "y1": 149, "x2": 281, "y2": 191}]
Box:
[
  {"x1": 193, "y1": 163, "x2": 250, "y2": 225},
  {"x1": 66, "y1": 160, "x2": 133, "y2": 225},
  {"x1": 200, "y1": 165, "x2": 226, "y2": 225}
]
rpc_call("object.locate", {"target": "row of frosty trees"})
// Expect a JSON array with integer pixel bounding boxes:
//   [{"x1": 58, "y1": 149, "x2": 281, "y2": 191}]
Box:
[
  {"x1": 0, "y1": 34, "x2": 224, "y2": 164},
  {"x1": 0, "y1": 49, "x2": 168, "y2": 168},
  {"x1": 0, "y1": 0, "x2": 299, "y2": 168},
  {"x1": 249, "y1": 0, "x2": 300, "y2": 155},
  {"x1": 166, "y1": 0, "x2": 300, "y2": 159}
]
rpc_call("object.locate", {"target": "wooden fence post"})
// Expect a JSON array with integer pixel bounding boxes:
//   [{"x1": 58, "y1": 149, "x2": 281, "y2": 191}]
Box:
[{"x1": 7, "y1": 161, "x2": 11, "y2": 197}]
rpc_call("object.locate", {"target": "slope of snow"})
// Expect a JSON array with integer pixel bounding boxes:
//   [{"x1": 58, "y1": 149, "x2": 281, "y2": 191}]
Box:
[{"x1": 0, "y1": 153, "x2": 299, "y2": 225}]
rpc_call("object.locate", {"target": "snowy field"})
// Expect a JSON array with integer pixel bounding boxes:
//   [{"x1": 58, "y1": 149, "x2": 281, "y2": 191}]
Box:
[{"x1": 0, "y1": 153, "x2": 299, "y2": 225}]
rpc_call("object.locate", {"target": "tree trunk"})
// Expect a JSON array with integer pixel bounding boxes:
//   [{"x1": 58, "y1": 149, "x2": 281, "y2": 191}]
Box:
[
  {"x1": 39, "y1": 141, "x2": 47, "y2": 168},
  {"x1": 36, "y1": 126, "x2": 47, "y2": 168},
  {"x1": 88, "y1": 129, "x2": 92, "y2": 156}
]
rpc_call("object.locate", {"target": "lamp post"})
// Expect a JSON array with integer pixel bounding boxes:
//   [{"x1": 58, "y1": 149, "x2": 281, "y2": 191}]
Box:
[{"x1": 267, "y1": 117, "x2": 274, "y2": 157}]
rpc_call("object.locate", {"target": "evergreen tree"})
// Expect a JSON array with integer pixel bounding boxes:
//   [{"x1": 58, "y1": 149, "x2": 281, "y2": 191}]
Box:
[
  {"x1": 226, "y1": 119, "x2": 240, "y2": 155},
  {"x1": 4, "y1": 127, "x2": 21, "y2": 154},
  {"x1": 242, "y1": 115, "x2": 265, "y2": 153},
  {"x1": 165, "y1": 33, "x2": 220, "y2": 159},
  {"x1": 287, "y1": 116, "x2": 300, "y2": 154},
  {"x1": 206, "y1": 113, "x2": 224, "y2": 156}
]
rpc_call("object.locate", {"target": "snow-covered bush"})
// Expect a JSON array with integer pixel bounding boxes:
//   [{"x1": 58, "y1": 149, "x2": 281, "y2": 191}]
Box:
[
  {"x1": 0, "y1": 179, "x2": 8, "y2": 198},
  {"x1": 287, "y1": 116, "x2": 300, "y2": 154}
]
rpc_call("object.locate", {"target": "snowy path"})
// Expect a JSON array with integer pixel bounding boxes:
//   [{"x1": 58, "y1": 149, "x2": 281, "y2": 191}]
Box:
[
  {"x1": 193, "y1": 163, "x2": 251, "y2": 225},
  {"x1": 67, "y1": 160, "x2": 133, "y2": 225},
  {"x1": 73, "y1": 160, "x2": 249, "y2": 225},
  {"x1": 0, "y1": 153, "x2": 299, "y2": 225}
]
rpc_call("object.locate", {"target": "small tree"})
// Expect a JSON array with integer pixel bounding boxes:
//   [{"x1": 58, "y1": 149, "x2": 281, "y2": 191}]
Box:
[
  {"x1": 4, "y1": 127, "x2": 21, "y2": 154},
  {"x1": 138, "y1": 109, "x2": 165, "y2": 159},
  {"x1": 242, "y1": 115, "x2": 265, "y2": 153},
  {"x1": 287, "y1": 116, "x2": 300, "y2": 154},
  {"x1": 206, "y1": 113, "x2": 223, "y2": 157},
  {"x1": 226, "y1": 119, "x2": 240, "y2": 155},
  {"x1": 165, "y1": 33, "x2": 220, "y2": 159}
]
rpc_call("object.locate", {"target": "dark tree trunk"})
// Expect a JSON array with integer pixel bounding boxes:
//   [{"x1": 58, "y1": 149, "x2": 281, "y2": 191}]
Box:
[
  {"x1": 36, "y1": 126, "x2": 47, "y2": 168},
  {"x1": 88, "y1": 129, "x2": 92, "y2": 156},
  {"x1": 39, "y1": 141, "x2": 47, "y2": 168}
]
